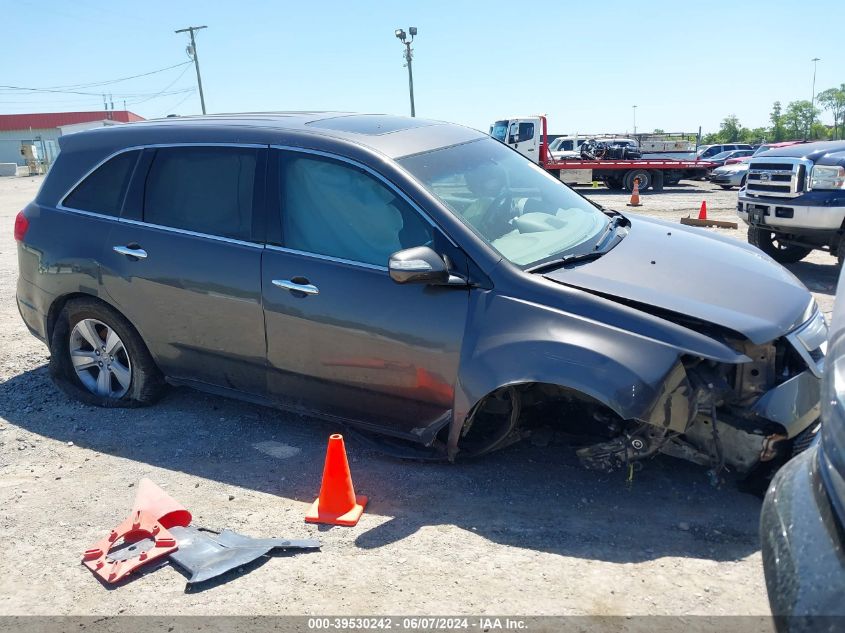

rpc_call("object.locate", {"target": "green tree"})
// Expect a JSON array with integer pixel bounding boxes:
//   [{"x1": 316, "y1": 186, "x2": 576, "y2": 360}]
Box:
[
  {"x1": 652, "y1": 128, "x2": 665, "y2": 134},
  {"x1": 741, "y1": 127, "x2": 769, "y2": 143},
  {"x1": 769, "y1": 101, "x2": 785, "y2": 141},
  {"x1": 818, "y1": 85, "x2": 845, "y2": 139},
  {"x1": 718, "y1": 115, "x2": 742, "y2": 142},
  {"x1": 783, "y1": 100, "x2": 818, "y2": 139}
]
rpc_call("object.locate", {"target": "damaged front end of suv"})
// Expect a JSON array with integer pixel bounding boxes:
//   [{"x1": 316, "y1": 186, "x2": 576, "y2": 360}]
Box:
[{"x1": 441, "y1": 216, "x2": 826, "y2": 486}]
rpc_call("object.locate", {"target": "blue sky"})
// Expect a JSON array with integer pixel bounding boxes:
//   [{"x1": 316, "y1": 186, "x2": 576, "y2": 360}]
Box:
[{"x1": 2, "y1": 0, "x2": 843, "y2": 135}]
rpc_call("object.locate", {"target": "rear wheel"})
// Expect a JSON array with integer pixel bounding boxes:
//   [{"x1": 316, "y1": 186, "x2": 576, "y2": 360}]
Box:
[
  {"x1": 624, "y1": 170, "x2": 651, "y2": 192},
  {"x1": 747, "y1": 226, "x2": 812, "y2": 264},
  {"x1": 49, "y1": 298, "x2": 165, "y2": 407},
  {"x1": 719, "y1": 185, "x2": 733, "y2": 190}
]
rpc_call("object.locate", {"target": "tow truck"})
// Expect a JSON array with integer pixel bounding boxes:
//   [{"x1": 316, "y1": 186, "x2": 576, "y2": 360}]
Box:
[{"x1": 491, "y1": 116, "x2": 714, "y2": 192}]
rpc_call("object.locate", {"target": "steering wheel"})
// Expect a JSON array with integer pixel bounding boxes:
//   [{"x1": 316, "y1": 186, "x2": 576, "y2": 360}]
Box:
[{"x1": 478, "y1": 190, "x2": 514, "y2": 240}]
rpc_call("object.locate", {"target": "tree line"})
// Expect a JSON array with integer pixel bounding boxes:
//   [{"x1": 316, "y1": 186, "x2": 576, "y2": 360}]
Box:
[{"x1": 698, "y1": 84, "x2": 845, "y2": 145}]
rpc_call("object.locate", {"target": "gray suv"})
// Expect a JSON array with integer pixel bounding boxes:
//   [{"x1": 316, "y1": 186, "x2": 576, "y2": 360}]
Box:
[{"x1": 14, "y1": 113, "x2": 825, "y2": 483}]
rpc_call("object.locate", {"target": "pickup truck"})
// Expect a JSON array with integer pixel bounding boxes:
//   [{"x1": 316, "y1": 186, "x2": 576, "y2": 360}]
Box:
[{"x1": 737, "y1": 141, "x2": 845, "y2": 265}]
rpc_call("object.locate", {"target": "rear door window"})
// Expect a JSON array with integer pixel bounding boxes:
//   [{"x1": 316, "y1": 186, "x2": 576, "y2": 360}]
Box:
[
  {"x1": 63, "y1": 150, "x2": 140, "y2": 216},
  {"x1": 279, "y1": 154, "x2": 432, "y2": 267},
  {"x1": 143, "y1": 146, "x2": 259, "y2": 241}
]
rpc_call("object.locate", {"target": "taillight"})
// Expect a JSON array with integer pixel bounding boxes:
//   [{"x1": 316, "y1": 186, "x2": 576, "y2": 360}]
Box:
[{"x1": 14, "y1": 211, "x2": 29, "y2": 242}]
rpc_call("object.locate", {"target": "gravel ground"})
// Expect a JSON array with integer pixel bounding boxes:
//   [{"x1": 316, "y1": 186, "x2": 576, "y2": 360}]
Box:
[{"x1": 0, "y1": 176, "x2": 838, "y2": 617}]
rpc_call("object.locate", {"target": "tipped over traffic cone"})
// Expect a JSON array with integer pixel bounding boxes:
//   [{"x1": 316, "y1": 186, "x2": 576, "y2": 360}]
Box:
[
  {"x1": 698, "y1": 200, "x2": 707, "y2": 220},
  {"x1": 132, "y1": 478, "x2": 192, "y2": 529},
  {"x1": 626, "y1": 178, "x2": 642, "y2": 207},
  {"x1": 306, "y1": 434, "x2": 367, "y2": 526}
]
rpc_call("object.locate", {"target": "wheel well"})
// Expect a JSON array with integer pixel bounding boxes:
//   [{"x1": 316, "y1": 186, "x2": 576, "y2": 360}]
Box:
[
  {"x1": 46, "y1": 293, "x2": 158, "y2": 370},
  {"x1": 450, "y1": 382, "x2": 625, "y2": 459}
]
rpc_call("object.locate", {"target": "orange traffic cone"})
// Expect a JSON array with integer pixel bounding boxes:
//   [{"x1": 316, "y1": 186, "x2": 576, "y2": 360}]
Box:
[
  {"x1": 698, "y1": 200, "x2": 707, "y2": 220},
  {"x1": 626, "y1": 178, "x2": 642, "y2": 207},
  {"x1": 131, "y1": 478, "x2": 192, "y2": 529},
  {"x1": 306, "y1": 434, "x2": 367, "y2": 526}
]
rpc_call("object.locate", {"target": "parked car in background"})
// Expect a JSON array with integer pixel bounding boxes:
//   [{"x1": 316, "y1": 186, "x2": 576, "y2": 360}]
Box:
[
  {"x1": 760, "y1": 267, "x2": 845, "y2": 627},
  {"x1": 706, "y1": 149, "x2": 755, "y2": 167},
  {"x1": 726, "y1": 141, "x2": 808, "y2": 165},
  {"x1": 696, "y1": 143, "x2": 754, "y2": 160},
  {"x1": 714, "y1": 142, "x2": 812, "y2": 190},
  {"x1": 710, "y1": 161, "x2": 750, "y2": 189},
  {"x1": 738, "y1": 140, "x2": 845, "y2": 265},
  {"x1": 15, "y1": 112, "x2": 824, "y2": 485}
]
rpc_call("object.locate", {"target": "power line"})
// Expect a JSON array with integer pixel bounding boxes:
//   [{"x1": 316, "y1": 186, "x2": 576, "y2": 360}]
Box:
[
  {"x1": 156, "y1": 89, "x2": 197, "y2": 118},
  {"x1": 0, "y1": 62, "x2": 193, "y2": 96},
  {"x1": 124, "y1": 64, "x2": 193, "y2": 106},
  {"x1": 37, "y1": 61, "x2": 193, "y2": 90}
]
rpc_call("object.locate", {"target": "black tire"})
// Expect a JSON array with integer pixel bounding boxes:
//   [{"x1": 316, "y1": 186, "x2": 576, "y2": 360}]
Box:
[
  {"x1": 719, "y1": 185, "x2": 733, "y2": 190},
  {"x1": 49, "y1": 297, "x2": 165, "y2": 407},
  {"x1": 624, "y1": 169, "x2": 650, "y2": 192},
  {"x1": 604, "y1": 176, "x2": 624, "y2": 190},
  {"x1": 837, "y1": 238, "x2": 845, "y2": 268},
  {"x1": 747, "y1": 226, "x2": 812, "y2": 264}
]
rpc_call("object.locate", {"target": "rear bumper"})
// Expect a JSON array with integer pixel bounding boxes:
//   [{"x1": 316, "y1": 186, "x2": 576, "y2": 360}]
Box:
[
  {"x1": 16, "y1": 275, "x2": 50, "y2": 343},
  {"x1": 760, "y1": 443, "x2": 845, "y2": 624}
]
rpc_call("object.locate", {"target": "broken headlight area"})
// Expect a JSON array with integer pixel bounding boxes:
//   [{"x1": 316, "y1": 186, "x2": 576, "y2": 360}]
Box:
[{"x1": 576, "y1": 332, "x2": 823, "y2": 484}]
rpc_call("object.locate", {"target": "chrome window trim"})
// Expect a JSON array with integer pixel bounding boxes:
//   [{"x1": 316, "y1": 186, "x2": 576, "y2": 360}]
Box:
[
  {"x1": 270, "y1": 143, "x2": 458, "y2": 248},
  {"x1": 265, "y1": 244, "x2": 388, "y2": 272},
  {"x1": 53, "y1": 206, "x2": 123, "y2": 222},
  {"x1": 118, "y1": 218, "x2": 263, "y2": 249}
]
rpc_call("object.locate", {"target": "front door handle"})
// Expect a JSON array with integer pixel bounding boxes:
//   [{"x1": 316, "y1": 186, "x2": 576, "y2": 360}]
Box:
[
  {"x1": 272, "y1": 279, "x2": 319, "y2": 296},
  {"x1": 113, "y1": 245, "x2": 148, "y2": 259}
]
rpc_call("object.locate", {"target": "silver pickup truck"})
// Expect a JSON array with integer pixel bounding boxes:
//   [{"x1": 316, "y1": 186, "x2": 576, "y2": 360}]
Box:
[{"x1": 738, "y1": 141, "x2": 845, "y2": 264}]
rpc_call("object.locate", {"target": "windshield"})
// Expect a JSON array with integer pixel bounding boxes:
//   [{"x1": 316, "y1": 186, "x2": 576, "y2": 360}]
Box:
[
  {"x1": 490, "y1": 121, "x2": 509, "y2": 142},
  {"x1": 399, "y1": 138, "x2": 609, "y2": 268},
  {"x1": 709, "y1": 151, "x2": 733, "y2": 161},
  {"x1": 753, "y1": 145, "x2": 776, "y2": 156}
]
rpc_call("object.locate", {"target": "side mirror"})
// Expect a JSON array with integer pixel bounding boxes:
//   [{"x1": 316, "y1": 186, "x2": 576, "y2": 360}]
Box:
[{"x1": 389, "y1": 246, "x2": 450, "y2": 285}]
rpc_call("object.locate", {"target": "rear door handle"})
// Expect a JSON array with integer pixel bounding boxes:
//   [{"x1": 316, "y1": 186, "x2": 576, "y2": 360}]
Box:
[
  {"x1": 272, "y1": 279, "x2": 319, "y2": 296},
  {"x1": 113, "y1": 245, "x2": 148, "y2": 259}
]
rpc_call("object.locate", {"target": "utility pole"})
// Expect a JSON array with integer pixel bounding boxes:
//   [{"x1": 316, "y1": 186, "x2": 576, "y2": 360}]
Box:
[
  {"x1": 395, "y1": 27, "x2": 418, "y2": 117},
  {"x1": 809, "y1": 57, "x2": 821, "y2": 138},
  {"x1": 175, "y1": 25, "x2": 208, "y2": 114},
  {"x1": 632, "y1": 105, "x2": 637, "y2": 135}
]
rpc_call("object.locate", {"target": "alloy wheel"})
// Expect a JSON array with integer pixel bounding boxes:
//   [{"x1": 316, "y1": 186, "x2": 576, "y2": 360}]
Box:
[{"x1": 68, "y1": 318, "x2": 132, "y2": 398}]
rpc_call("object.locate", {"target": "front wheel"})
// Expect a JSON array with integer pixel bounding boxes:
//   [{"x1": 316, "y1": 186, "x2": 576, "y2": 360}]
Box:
[
  {"x1": 719, "y1": 185, "x2": 733, "y2": 190},
  {"x1": 49, "y1": 298, "x2": 165, "y2": 407},
  {"x1": 747, "y1": 226, "x2": 812, "y2": 264}
]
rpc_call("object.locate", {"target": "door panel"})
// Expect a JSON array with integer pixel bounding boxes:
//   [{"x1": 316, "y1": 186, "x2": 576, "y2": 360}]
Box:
[
  {"x1": 101, "y1": 144, "x2": 268, "y2": 396},
  {"x1": 102, "y1": 226, "x2": 266, "y2": 394},
  {"x1": 261, "y1": 149, "x2": 469, "y2": 439},
  {"x1": 262, "y1": 248, "x2": 467, "y2": 438}
]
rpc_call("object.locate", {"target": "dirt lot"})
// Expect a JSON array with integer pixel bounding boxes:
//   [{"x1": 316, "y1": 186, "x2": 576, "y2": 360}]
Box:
[{"x1": 0, "y1": 176, "x2": 838, "y2": 617}]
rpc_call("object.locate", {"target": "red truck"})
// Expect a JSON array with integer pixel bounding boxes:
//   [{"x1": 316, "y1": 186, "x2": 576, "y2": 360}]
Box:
[{"x1": 491, "y1": 115, "x2": 715, "y2": 192}]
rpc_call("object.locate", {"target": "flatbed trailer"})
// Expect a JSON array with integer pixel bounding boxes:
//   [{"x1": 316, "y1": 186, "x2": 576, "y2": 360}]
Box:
[
  {"x1": 490, "y1": 115, "x2": 715, "y2": 192},
  {"x1": 541, "y1": 157, "x2": 714, "y2": 192}
]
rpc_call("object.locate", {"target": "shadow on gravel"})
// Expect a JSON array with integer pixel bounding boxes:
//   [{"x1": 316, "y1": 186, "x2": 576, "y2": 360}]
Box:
[
  {"x1": 1, "y1": 365, "x2": 761, "y2": 565},
  {"x1": 784, "y1": 260, "x2": 839, "y2": 297}
]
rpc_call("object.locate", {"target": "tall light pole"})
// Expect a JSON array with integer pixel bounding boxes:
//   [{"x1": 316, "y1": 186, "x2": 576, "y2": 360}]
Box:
[
  {"x1": 395, "y1": 27, "x2": 417, "y2": 117},
  {"x1": 175, "y1": 25, "x2": 208, "y2": 114},
  {"x1": 632, "y1": 105, "x2": 637, "y2": 135},
  {"x1": 809, "y1": 57, "x2": 821, "y2": 138}
]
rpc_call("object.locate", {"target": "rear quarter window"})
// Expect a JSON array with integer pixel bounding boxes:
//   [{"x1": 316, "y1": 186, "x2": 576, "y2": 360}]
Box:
[{"x1": 62, "y1": 150, "x2": 140, "y2": 216}]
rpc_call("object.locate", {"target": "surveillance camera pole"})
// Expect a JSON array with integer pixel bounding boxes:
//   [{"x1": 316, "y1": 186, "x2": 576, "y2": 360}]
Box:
[
  {"x1": 175, "y1": 25, "x2": 208, "y2": 114},
  {"x1": 395, "y1": 28, "x2": 417, "y2": 117}
]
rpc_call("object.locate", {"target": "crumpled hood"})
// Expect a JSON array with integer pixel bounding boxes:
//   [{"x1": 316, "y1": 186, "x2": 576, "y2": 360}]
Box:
[{"x1": 543, "y1": 215, "x2": 812, "y2": 344}]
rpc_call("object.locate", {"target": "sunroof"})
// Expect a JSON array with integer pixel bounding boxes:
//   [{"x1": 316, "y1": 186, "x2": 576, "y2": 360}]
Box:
[{"x1": 306, "y1": 115, "x2": 434, "y2": 135}]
